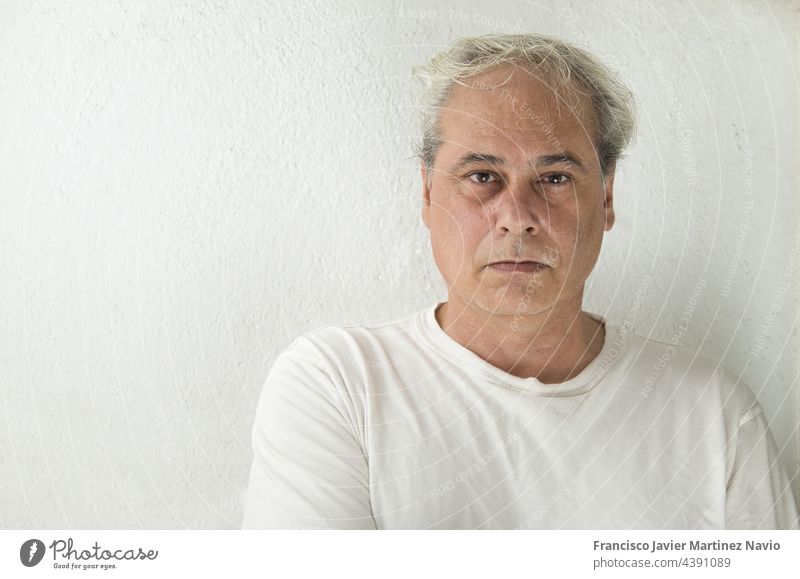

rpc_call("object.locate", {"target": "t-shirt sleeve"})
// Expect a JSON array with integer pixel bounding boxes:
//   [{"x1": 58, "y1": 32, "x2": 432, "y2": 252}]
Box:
[
  {"x1": 242, "y1": 336, "x2": 376, "y2": 529},
  {"x1": 725, "y1": 404, "x2": 799, "y2": 529}
]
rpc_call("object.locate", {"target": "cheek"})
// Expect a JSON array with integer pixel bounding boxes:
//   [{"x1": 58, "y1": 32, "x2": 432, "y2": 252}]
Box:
[
  {"x1": 565, "y1": 210, "x2": 605, "y2": 273},
  {"x1": 576, "y1": 205, "x2": 605, "y2": 243},
  {"x1": 429, "y1": 197, "x2": 488, "y2": 266}
]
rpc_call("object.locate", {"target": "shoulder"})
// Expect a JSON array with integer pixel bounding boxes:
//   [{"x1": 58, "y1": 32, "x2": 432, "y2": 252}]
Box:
[
  {"x1": 280, "y1": 309, "x2": 422, "y2": 373},
  {"x1": 625, "y1": 330, "x2": 759, "y2": 422},
  {"x1": 266, "y1": 308, "x2": 423, "y2": 400},
  {"x1": 257, "y1": 310, "x2": 423, "y2": 439}
]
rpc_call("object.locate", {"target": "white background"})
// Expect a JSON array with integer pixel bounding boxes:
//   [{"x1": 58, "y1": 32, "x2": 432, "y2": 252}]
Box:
[{"x1": 0, "y1": 0, "x2": 797, "y2": 528}]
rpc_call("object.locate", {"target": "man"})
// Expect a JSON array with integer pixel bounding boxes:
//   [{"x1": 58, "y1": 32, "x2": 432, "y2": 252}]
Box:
[{"x1": 242, "y1": 34, "x2": 798, "y2": 529}]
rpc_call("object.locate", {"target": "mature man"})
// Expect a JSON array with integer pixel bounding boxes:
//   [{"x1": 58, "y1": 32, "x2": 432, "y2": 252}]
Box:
[{"x1": 243, "y1": 34, "x2": 798, "y2": 529}]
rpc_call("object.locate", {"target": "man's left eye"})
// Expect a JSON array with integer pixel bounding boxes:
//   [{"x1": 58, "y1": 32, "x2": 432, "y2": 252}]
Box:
[{"x1": 543, "y1": 174, "x2": 571, "y2": 185}]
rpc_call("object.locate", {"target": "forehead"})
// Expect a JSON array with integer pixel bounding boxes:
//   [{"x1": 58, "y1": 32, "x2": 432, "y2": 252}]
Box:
[{"x1": 440, "y1": 65, "x2": 597, "y2": 153}]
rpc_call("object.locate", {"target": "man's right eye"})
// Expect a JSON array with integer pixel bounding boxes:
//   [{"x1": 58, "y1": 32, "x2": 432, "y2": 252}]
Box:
[{"x1": 467, "y1": 172, "x2": 498, "y2": 184}]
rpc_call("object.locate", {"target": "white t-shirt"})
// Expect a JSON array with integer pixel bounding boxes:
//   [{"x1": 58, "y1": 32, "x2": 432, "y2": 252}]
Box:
[{"x1": 242, "y1": 302, "x2": 799, "y2": 529}]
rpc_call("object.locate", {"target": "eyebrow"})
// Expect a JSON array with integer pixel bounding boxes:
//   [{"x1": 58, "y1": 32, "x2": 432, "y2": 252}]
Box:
[{"x1": 451, "y1": 152, "x2": 586, "y2": 173}]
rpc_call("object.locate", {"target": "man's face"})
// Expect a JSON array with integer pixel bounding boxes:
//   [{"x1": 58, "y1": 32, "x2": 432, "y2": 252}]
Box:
[{"x1": 421, "y1": 65, "x2": 615, "y2": 317}]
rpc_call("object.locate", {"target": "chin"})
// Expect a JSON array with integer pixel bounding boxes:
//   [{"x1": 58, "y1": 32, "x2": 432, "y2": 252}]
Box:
[{"x1": 472, "y1": 290, "x2": 553, "y2": 317}]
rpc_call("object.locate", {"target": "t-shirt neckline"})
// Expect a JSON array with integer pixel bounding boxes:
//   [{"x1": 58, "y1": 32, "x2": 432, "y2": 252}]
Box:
[{"x1": 416, "y1": 300, "x2": 625, "y2": 396}]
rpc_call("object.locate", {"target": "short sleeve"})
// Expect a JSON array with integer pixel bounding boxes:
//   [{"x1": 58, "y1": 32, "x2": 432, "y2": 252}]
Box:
[
  {"x1": 242, "y1": 337, "x2": 376, "y2": 529},
  {"x1": 725, "y1": 404, "x2": 799, "y2": 529}
]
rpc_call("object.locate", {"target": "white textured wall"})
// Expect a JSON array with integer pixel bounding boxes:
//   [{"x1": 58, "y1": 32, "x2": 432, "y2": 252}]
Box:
[{"x1": 1, "y1": 0, "x2": 797, "y2": 528}]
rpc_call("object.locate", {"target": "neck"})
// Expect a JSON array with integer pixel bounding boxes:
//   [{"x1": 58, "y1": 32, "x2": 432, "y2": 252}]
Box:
[{"x1": 435, "y1": 294, "x2": 605, "y2": 385}]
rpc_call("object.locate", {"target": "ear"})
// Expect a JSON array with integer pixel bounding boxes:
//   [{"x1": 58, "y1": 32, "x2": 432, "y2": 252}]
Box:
[
  {"x1": 602, "y1": 165, "x2": 616, "y2": 231},
  {"x1": 421, "y1": 163, "x2": 431, "y2": 229}
]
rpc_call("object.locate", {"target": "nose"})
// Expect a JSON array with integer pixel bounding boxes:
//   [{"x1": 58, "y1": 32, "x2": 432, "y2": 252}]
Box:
[{"x1": 493, "y1": 179, "x2": 544, "y2": 236}]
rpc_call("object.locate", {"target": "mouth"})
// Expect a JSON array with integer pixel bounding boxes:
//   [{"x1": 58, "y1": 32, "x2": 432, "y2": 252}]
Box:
[{"x1": 487, "y1": 261, "x2": 548, "y2": 273}]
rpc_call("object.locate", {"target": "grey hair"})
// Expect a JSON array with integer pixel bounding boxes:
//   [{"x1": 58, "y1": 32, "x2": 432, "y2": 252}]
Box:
[{"x1": 412, "y1": 33, "x2": 636, "y2": 182}]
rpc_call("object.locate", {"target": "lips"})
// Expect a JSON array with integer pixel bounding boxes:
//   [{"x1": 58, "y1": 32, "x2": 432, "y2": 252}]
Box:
[
  {"x1": 489, "y1": 260, "x2": 544, "y2": 266},
  {"x1": 487, "y1": 261, "x2": 547, "y2": 273},
  {"x1": 488, "y1": 259, "x2": 549, "y2": 267}
]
